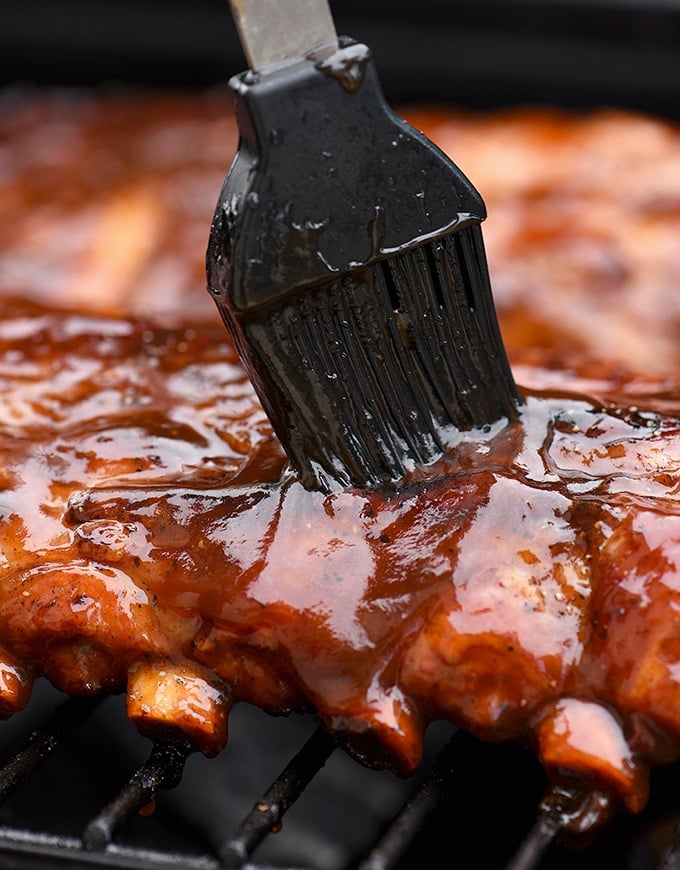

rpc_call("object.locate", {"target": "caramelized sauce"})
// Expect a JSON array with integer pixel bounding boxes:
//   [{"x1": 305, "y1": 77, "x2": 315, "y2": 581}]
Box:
[
  {"x1": 0, "y1": 295, "x2": 677, "y2": 822},
  {"x1": 3, "y1": 90, "x2": 680, "y2": 828}
]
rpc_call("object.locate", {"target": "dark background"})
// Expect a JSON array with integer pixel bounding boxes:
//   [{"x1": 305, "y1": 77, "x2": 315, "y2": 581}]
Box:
[{"x1": 3, "y1": 0, "x2": 680, "y2": 117}]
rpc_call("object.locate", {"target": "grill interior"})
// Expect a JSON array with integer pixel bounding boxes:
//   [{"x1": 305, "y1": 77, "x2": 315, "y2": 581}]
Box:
[
  {"x1": 3, "y1": 684, "x2": 680, "y2": 870},
  {"x1": 3, "y1": 3, "x2": 680, "y2": 869},
  {"x1": 4, "y1": 0, "x2": 680, "y2": 119}
]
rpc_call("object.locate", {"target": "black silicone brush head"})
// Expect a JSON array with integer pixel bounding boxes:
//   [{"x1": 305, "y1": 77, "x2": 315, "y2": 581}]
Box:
[{"x1": 207, "y1": 40, "x2": 520, "y2": 492}]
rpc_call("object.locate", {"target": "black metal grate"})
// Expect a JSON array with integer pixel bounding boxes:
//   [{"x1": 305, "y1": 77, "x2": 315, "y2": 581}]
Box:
[{"x1": 3, "y1": 684, "x2": 680, "y2": 870}]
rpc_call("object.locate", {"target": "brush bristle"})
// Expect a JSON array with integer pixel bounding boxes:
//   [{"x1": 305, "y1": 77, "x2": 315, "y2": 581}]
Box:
[{"x1": 226, "y1": 224, "x2": 520, "y2": 491}]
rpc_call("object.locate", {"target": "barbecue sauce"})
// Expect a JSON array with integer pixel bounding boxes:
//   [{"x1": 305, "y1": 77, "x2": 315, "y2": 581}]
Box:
[
  {"x1": 3, "y1": 92, "x2": 680, "y2": 832},
  {"x1": 0, "y1": 296, "x2": 679, "y2": 825}
]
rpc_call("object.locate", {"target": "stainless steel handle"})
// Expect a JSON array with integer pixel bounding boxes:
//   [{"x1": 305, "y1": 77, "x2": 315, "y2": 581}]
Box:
[{"x1": 228, "y1": 0, "x2": 338, "y2": 72}]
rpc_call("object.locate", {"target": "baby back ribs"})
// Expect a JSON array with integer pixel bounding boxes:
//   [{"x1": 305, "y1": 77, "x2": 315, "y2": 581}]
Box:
[{"x1": 2, "y1": 90, "x2": 680, "y2": 836}]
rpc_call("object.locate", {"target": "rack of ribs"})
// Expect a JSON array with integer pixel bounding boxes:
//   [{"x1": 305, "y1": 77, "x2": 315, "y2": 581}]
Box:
[{"x1": 2, "y1": 90, "x2": 680, "y2": 836}]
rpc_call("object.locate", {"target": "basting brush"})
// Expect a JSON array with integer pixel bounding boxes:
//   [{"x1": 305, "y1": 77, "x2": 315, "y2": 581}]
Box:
[{"x1": 206, "y1": 0, "x2": 521, "y2": 492}]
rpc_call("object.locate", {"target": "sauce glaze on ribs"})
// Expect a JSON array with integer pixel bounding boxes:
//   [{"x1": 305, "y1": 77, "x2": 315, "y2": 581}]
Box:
[{"x1": 2, "y1": 90, "x2": 680, "y2": 832}]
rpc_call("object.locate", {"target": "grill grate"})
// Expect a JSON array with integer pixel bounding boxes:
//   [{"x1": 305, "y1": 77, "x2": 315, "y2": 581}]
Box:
[
  {"x1": 82, "y1": 739, "x2": 193, "y2": 852},
  {"x1": 0, "y1": 696, "x2": 103, "y2": 806},
  {"x1": 220, "y1": 728, "x2": 336, "y2": 868},
  {"x1": 2, "y1": 687, "x2": 680, "y2": 869}
]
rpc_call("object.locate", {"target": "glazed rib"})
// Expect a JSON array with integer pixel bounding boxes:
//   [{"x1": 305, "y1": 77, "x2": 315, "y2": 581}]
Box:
[{"x1": 2, "y1": 91, "x2": 680, "y2": 835}]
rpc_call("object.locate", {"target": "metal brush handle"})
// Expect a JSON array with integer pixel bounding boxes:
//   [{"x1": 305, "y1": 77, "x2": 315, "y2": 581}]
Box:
[{"x1": 228, "y1": 0, "x2": 338, "y2": 71}]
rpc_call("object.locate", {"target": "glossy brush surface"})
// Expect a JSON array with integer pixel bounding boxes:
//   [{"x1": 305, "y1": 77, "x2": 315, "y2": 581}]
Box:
[
  {"x1": 235, "y1": 226, "x2": 519, "y2": 490},
  {"x1": 207, "y1": 39, "x2": 518, "y2": 489}
]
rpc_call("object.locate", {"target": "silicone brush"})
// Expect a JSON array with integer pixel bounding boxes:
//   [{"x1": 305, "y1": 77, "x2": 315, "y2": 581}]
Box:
[{"x1": 207, "y1": 0, "x2": 520, "y2": 492}]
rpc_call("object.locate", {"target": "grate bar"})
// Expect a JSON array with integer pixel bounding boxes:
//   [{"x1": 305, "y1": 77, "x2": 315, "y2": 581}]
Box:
[
  {"x1": 0, "y1": 695, "x2": 103, "y2": 806},
  {"x1": 504, "y1": 786, "x2": 592, "y2": 870},
  {"x1": 82, "y1": 739, "x2": 193, "y2": 851},
  {"x1": 503, "y1": 817, "x2": 559, "y2": 870},
  {"x1": 219, "y1": 726, "x2": 336, "y2": 867},
  {"x1": 357, "y1": 732, "x2": 463, "y2": 870},
  {"x1": 659, "y1": 828, "x2": 680, "y2": 870},
  {"x1": 0, "y1": 825, "x2": 309, "y2": 870}
]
